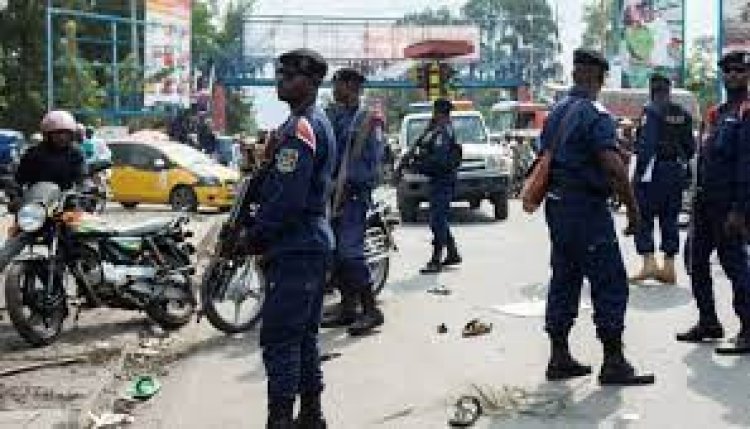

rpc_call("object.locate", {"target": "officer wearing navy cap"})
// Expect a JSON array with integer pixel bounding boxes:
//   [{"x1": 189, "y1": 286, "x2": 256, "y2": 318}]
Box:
[
  {"x1": 322, "y1": 67, "x2": 386, "y2": 336},
  {"x1": 629, "y1": 72, "x2": 695, "y2": 285},
  {"x1": 413, "y1": 97, "x2": 463, "y2": 273},
  {"x1": 541, "y1": 48, "x2": 654, "y2": 385},
  {"x1": 247, "y1": 47, "x2": 336, "y2": 428},
  {"x1": 677, "y1": 50, "x2": 750, "y2": 354}
]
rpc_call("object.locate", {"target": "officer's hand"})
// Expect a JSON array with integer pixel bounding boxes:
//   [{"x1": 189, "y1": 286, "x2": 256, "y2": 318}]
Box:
[
  {"x1": 724, "y1": 212, "x2": 748, "y2": 239},
  {"x1": 624, "y1": 208, "x2": 640, "y2": 236}
]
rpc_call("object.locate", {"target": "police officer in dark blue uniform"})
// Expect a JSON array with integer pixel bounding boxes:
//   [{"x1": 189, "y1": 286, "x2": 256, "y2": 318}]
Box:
[
  {"x1": 542, "y1": 49, "x2": 654, "y2": 385},
  {"x1": 245, "y1": 48, "x2": 335, "y2": 429},
  {"x1": 321, "y1": 67, "x2": 386, "y2": 336},
  {"x1": 676, "y1": 51, "x2": 750, "y2": 354},
  {"x1": 415, "y1": 98, "x2": 462, "y2": 274},
  {"x1": 630, "y1": 73, "x2": 695, "y2": 285}
]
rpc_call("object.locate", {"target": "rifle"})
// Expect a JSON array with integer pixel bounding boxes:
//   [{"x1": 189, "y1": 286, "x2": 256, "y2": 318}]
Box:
[{"x1": 394, "y1": 127, "x2": 438, "y2": 179}]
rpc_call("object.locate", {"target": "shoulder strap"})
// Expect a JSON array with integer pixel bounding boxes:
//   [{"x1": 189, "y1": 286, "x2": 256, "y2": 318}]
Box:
[
  {"x1": 331, "y1": 108, "x2": 367, "y2": 216},
  {"x1": 547, "y1": 99, "x2": 584, "y2": 152},
  {"x1": 351, "y1": 110, "x2": 375, "y2": 161}
]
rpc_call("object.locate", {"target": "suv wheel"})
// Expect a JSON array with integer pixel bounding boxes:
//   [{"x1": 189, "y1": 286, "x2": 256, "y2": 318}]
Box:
[{"x1": 492, "y1": 193, "x2": 509, "y2": 221}]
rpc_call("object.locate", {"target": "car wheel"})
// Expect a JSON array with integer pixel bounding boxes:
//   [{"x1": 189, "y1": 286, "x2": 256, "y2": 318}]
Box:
[
  {"x1": 121, "y1": 202, "x2": 138, "y2": 210},
  {"x1": 169, "y1": 186, "x2": 199, "y2": 212},
  {"x1": 469, "y1": 199, "x2": 481, "y2": 210},
  {"x1": 492, "y1": 194, "x2": 509, "y2": 221}
]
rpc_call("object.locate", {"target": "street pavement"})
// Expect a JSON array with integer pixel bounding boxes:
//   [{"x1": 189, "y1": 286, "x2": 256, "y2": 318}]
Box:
[{"x1": 130, "y1": 200, "x2": 750, "y2": 429}]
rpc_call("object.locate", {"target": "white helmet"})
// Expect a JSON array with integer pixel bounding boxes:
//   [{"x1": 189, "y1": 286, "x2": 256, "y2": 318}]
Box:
[{"x1": 40, "y1": 110, "x2": 78, "y2": 134}]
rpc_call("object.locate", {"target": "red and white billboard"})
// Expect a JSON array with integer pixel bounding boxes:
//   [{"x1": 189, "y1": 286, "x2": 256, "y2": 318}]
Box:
[{"x1": 144, "y1": 0, "x2": 191, "y2": 107}]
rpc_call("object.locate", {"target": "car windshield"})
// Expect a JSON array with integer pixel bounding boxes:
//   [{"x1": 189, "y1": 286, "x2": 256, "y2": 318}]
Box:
[
  {"x1": 168, "y1": 145, "x2": 216, "y2": 167},
  {"x1": 406, "y1": 115, "x2": 488, "y2": 146},
  {"x1": 489, "y1": 111, "x2": 516, "y2": 133}
]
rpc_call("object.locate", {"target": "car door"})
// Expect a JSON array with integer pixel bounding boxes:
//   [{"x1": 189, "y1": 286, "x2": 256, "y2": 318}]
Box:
[
  {"x1": 126, "y1": 144, "x2": 170, "y2": 203},
  {"x1": 109, "y1": 143, "x2": 138, "y2": 201}
]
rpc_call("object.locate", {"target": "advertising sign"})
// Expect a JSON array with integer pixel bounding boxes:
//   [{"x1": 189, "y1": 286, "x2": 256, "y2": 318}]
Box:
[
  {"x1": 618, "y1": 0, "x2": 685, "y2": 88},
  {"x1": 722, "y1": 0, "x2": 750, "y2": 53},
  {"x1": 144, "y1": 0, "x2": 191, "y2": 107}
]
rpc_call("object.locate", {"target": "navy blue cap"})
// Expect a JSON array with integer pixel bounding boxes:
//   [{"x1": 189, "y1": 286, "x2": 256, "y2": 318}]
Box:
[
  {"x1": 573, "y1": 48, "x2": 609, "y2": 72},
  {"x1": 332, "y1": 68, "x2": 366, "y2": 84},
  {"x1": 719, "y1": 50, "x2": 750, "y2": 69},
  {"x1": 433, "y1": 98, "x2": 453, "y2": 114},
  {"x1": 649, "y1": 72, "x2": 671, "y2": 85},
  {"x1": 278, "y1": 48, "x2": 328, "y2": 79}
]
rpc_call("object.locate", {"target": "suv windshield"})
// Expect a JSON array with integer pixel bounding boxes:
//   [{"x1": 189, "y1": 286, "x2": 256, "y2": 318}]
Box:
[{"x1": 406, "y1": 115, "x2": 488, "y2": 146}]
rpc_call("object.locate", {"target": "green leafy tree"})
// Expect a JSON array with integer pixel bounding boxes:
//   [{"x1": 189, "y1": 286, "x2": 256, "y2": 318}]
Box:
[
  {"x1": 684, "y1": 36, "x2": 718, "y2": 116},
  {"x1": 581, "y1": 0, "x2": 616, "y2": 55}
]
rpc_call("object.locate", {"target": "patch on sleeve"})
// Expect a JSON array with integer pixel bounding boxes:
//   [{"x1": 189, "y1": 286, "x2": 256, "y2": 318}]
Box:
[
  {"x1": 295, "y1": 118, "x2": 317, "y2": 152},
  {"x1": 592, "y1": 101, "x2": 610, "y2": 114},
  {"x1": 275, "y1": 147, "x2": 299, "y2": 173}
]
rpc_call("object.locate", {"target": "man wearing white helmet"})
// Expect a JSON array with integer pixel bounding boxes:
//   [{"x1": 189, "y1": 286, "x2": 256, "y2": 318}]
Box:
[{"x1": 15, "y1": 110, "x2": 86, "y2": 191}]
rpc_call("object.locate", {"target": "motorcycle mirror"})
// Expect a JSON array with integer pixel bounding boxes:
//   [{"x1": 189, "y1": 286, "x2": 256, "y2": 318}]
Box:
[{"x1": 154, "y1": 158, "x2": 166, "y2": 170}]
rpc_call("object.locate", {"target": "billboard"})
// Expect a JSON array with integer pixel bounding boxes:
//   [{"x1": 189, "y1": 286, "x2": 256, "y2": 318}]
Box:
[
  {"x1": 722, "y1": 0, "x2": 750, "y2": 53},
  {"x1": 144, "y1": 0, "x2": 191, "y2": 107},
  {"x1": 243, "y1": 19, "x2": 480, "y2": 62},
  {"x1": 618, "y1": 0, "x2": 685, "y2": 88}
]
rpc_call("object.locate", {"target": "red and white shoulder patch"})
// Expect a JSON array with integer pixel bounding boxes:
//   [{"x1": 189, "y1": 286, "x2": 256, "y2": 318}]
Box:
[{"x1": 295, "y1": 118, "x2": 317, "y2": 152}]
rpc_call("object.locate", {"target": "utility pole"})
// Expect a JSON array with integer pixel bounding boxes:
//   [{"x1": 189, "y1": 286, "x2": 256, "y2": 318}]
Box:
[{"x1": 131, "y1": 0, "x2": 139, "y2": 67}]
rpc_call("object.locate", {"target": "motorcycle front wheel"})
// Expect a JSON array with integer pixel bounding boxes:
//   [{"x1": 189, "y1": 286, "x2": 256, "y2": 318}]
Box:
[
  {"x1": 5, "y1": 261, "x2": 66, "y2": 347},
  {"x1": 145, "y1": 275, "x2": 196, "y2": 330},
  {"x1": 200, "y1": 257, "x2": 266, "y2": 334}
]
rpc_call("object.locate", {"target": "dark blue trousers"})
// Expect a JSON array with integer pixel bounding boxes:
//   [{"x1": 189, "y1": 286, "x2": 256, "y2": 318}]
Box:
[
  {"x1": 634, "y1": 163, "x2": 684, "y2": 256},
  {"x1": 428, "y1": 180, "x2": 455, "y2": 246},
  {"x1": 332, "y1": 197, "x2": 371, "y2": 292},
  {"x1": 545, "y1": 192, "x2": 629, "y2": 340},
  {"x1": 260, "y1": 254, "x2": 330, "y2": 400},
  {"x1": 687, "y1": 201, "x2": 750, "y2": 324}
]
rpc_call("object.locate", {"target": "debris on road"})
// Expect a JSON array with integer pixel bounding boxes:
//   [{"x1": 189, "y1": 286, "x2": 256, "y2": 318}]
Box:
[
  {"x1": 0, "y1": 357, "x2": 85, "y2": 378},
  {"x1": 320, "y1": 352, "x2": 342, "y2": 363},
  {"x1": 126, "y1": 376, "x2": 161, "y2": 400},
  {"x1": 87, "y1": 411, "x2": 134, "y2": 428},
  {"x1": 427, "y1": 285, "x2": 452, "y2": 296},
  {"x1": 438, "y1": 323, "x2": 448, "y2": 334},
  {"x1": 376, "y1": 406, "x2": 415, "y2": 424},
  {"x1": 462, "y1": 319, "x2": 492, "y2": 337},
  {"x1": 490, "y1": 300, "x2": 592, "y2": 318},
  {"x1": 448, "y1": 395, "x2": 482, "y2": 427},
  {"x1": 462, "y1": 384, "x2": 570, "y2": 419}
]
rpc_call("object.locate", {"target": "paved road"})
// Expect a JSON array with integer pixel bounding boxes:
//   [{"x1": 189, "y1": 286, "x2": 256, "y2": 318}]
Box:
[{"x1": 129, "y1": 200, "x2": 750, "y2": 429}]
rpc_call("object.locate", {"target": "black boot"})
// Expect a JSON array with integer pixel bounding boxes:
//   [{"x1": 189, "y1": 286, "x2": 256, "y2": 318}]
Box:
[
  {"x1": 442, "y1": 237, "x2": 462, "y2": 267},
  {"x1": 598, "y1": 338, "x2": 655, "y2": 386},
  {"x1": 420, "y1": 245, "x2": 444, "y2": 274},
  {"x1": 545, "y1": 334, "x2": 592, "y2": 381},
  {"x1": 675, "y1": 319, "x2": 724, "y2": 343},
  {"x1": 348, "y1": 286, "x2": 384, "y2": 337},
  {"x1": 320, "y1": 289, "x2": 357, "y2": 328},
  {"x1": 267, "y1": 396, "x2": 294, "y2": 429},
  {"x1": 295, "y1": 392, "x2": 327, "y2": 429},
  {"x1": 715, "y1": 322, "x2": 750, "y2": 355}
]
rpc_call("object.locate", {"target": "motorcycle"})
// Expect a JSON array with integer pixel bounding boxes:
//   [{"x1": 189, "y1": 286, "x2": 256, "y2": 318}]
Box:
[
  {"x1": 79, "y1": 171, "x2": 109, "y2": 214},
  {"x1": 199, "y1": 172, "x2": 399, "y2": 334},
  {"x1": 2, "y1": 165, "x2": 196, "y2": 346}
]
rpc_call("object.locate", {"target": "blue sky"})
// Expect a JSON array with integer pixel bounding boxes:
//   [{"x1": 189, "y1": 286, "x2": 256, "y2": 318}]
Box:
[{"x1": 239, "y1": 0, "x2": 717, "y2": 127}]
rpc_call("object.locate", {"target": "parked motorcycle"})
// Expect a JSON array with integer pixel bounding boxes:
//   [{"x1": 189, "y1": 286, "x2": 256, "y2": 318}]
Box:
[
  {"x1": 199, "y1": 172, "x2": 399, "y2": 334},
  {"x1": 2, "y1": 166, "x2": 196, "y2": 346}
]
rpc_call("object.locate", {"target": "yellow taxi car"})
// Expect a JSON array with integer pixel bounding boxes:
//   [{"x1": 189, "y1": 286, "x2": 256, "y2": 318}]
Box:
[{"x1": 107, "y1": 140, "x2": 239, "y2": 212}]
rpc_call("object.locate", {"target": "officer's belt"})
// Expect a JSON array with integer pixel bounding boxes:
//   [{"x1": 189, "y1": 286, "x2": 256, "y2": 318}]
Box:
[{"x1": 549, "y1": 178, "x2": 609, "y2": 197}]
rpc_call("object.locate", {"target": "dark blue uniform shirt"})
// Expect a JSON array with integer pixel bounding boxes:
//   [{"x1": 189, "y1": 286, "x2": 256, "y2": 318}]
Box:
[
  {"x1": 416, "y1": 123, "x2": 459, "y2": 184},
  {"x1": 541, "y1": 88, "x2": 618, "y2": 197},
  {"x1": 699, "y1": 100, "x2": 750, "y2": 213},
  {"x1": 249, "y1": 105, "x2": 336, "y2": 257},
  {"x1": 633, "y1": 101, "x2": 695, "y2": 182},
  {"x1": 327, "y1": 105, "x2": 384, "y2": 192}
]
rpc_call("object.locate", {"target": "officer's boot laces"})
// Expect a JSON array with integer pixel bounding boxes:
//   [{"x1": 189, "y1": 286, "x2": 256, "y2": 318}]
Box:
[
  {"x1": 348, "y1": 286, "x2": 384, "y2": 336},
  {"x1": 321, "y1": 288, "x2": 358, "y2": 328},
  {"x1": 443, "y1": 237, "x2": 462, "y2": 267},
  {"x1": 545, "y1": 335, "x2": 592, "y2": 380},
  {"x1": 598, "y1": 339, "x2": 655, "y2": 386},
  {"x1": 656, "y1": 255, "x2": 677, "y2": 285},
  {"x1": 267, "y1": 396, "x2": 295, "y2": 429},
  {"x1": 629, "y1": 253, "x2": 659, "y2": 283},
  {"x1": 295, "y1": 392, "x2": 327, "y2": 429},
  {"x1": 420, "y1": 245, "x2": 444, "y2": 274}
]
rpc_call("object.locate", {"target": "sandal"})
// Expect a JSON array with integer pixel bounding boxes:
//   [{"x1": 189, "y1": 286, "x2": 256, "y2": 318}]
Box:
[
  {"x1": 462, "y1": 319, "x2": 493, "y2": 337},
  {"x1": 448, "y1": 395, "x2": 482, "y2": 427}
]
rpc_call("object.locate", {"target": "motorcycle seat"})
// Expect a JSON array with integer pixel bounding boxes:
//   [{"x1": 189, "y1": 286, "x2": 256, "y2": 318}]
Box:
[{"x1": 108, "y1": 218, "x2": 173, "y2": 236}]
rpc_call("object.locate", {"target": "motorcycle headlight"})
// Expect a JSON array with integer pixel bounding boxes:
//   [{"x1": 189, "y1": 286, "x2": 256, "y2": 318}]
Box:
[
  {"x1": 197, "y1": 176, "x2": 221, "y2": 186},
  {"x1": 17, "y1": 203, "x2": 46, "y2": 232}
]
